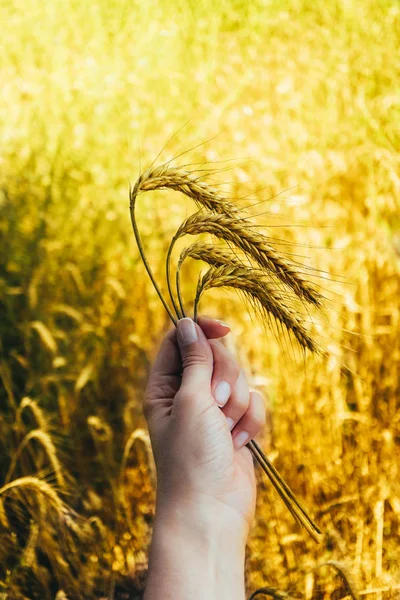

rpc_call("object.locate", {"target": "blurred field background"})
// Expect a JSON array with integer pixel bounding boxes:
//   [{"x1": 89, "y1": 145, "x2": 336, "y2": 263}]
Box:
[{"x1": 1, "y1": 0, "x2": 399, "y2": 598}]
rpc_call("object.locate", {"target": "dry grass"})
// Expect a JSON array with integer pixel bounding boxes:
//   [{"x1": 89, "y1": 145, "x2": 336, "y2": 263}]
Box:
[{"x1": 0, "y1": 0, "x2": 399, "y2": 598}]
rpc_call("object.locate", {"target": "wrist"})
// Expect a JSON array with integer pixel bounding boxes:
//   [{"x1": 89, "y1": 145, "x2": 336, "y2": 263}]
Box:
[
  {"x1": 144, "y1": 493, "x2": 248, "y2": 600},
  {"x1": 155, "y1": 489, "x2": 250, "y2": 545}
]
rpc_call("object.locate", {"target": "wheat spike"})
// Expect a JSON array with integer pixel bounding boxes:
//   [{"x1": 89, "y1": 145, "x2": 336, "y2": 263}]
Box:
[
  {"x1": 314, "y1": 561, "x2": 360, "y2": 600},
  {"x1": 196, "y1": 264, "x2": 317, "y2": 352},
  {"x1": 175, "y1": 211, "x2": 323, "y2": 307},
  {"x1": 16, "y1": 397, "x2": 49, "y2": 432},
  {"x1": 19, "y1": 523, "x2": 40, "y2": 569},
  {"x1": 178, "y1": 241, "x2": 244, "y2": 270},
  {"x1": 132, "y1": 163, "x2": 239, "y2": 215},
  {"x1": 0, "y1": 498, "x2": 9, "y2": 529},
  {"x1": 0, "y1": 476, "x2": 65, "y2": 515},
  {"x1": 120, "y1": 428, "x2": 155, "y2": 486},
  {"x1": 30, "y1": 321, "x2": 58, "y2": 354},
  {"x1": 176, "y1": 242, "x2": 244, "y2": 315},
  {"x1": 6, "y1": 429, "x2": 65, "y2": 489}
]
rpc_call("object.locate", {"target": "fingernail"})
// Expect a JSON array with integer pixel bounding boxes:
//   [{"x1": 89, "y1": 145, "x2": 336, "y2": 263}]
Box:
[
  {"x1": 226, "y1": 417, "x2": 235, "y2": 431},
  {"x1": 177, "y1": 318, "x2": 198, "y2": 346},
  {"x1": 233, "y1": 430, "x2": 249, "y2": 450},
  {"x1": 214, "y1": 381, "x2": 231, "y2": 407},
  {"x1": 216, "y1": 319, "x2": 230, "y2": 329}
]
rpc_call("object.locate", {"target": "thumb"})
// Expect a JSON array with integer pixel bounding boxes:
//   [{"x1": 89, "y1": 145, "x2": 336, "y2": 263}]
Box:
[{"x1": 176, "y1": 318, "x2": 213, "y2": 396}]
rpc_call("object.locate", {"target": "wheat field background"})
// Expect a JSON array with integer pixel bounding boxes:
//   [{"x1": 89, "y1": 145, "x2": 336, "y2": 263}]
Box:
[{"x1": 0, "y1": 0, "x2": 399, "y2": 598}]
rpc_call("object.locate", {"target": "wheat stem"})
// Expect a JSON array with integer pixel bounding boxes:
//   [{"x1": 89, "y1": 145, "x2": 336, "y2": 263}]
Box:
[
  {"x1": 176, "y1": 257, "x2": 187, "y2": 318},
  {"x1": 249, "y1": 440, "x2": 321, "y2": 542},
  {"x1": 166, "y1": 236, "x2": 184, "y2": 319},
  {"x1": 129, "y1": 180, "x2": 177, "y2": 325}
]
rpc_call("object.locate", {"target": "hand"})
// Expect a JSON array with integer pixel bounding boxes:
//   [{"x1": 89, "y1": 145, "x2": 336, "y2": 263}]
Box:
[{"x1": 144, "y1": 316, "x2": 266, "y2": 535}]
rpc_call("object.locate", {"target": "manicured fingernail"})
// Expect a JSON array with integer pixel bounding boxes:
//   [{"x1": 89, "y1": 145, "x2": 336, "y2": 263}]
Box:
[
  {"x1": 214, "y1": 381, "x2": 231, "y2": 406},
  {"x1": 226, "y1": 417, "x2": 235, "y2": 431},
  {"x1": 177, "y1": 318, "x2": 198, "y2": 346},
  {"x1": 233, "y1": 430, "x2": 249, "y2": 450},
  {"x1": 216, "y1": 319, "x2": 230, "y2": 329}
]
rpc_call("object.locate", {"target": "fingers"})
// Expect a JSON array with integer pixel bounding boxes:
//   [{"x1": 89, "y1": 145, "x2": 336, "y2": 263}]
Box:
[
  {"x1": 145, "y1": 316, "x2": 230, "y2": 419},
  {"x1": 221, "y1": 369, "x2": 250, "y2": 430},
  {"x1": 146, "y1": 315, "x2": 229, "y2": 389},
  {"x1": 145, "y1": 315, "x2": 266, "y2": 449},
  {"x1": 210, "y1": 341, "x2": 266, "y2": 447},
  {"x1": 197, "y1": 316, "x2": 231, "y2": 340},
  {"x1": 176, "y1": 318, "x2": 213, "y2": 397},
  {"x1": 231, "y1": 391, "x2": 266, "y2": 450},
  {"x1": 208, "y1": 339, "x2": 240, "y2": 407}
]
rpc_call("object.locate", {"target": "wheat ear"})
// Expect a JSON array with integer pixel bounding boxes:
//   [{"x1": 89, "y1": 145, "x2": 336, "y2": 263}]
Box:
[
  {"x1": 6, "y1": 429, "x2": 65, "y2": 489},
  {"x1": 131, "y1": 163, "x2": 248, "y2": 321},
  {"x1": 174, "y1": 211, "x2": 323, "y2": 307},
  {"x1": 135, "y1": 164, "x2": 238, "y2": 215},
  {"x1": 176, "y1": 242, "x2": 244, "y2": 316},
  {"x1": 16, "y1": 396, "x2": 49, "y2": 432},
  {"x1": 0, "y1": 476, "x2": 65, "y2": 514},
  {"x1": 194, "y1": 264, "x2": 317, "y2": 352}
]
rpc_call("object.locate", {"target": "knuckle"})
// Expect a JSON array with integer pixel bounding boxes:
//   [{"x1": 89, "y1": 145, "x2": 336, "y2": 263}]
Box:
[
  {"x1": 209, "y1": 340, "x2": 240, "y2": 380},
  {"x1": 229, "y1": 361, "x2": 241, "y2": 384},
  {"x1": 253, "y1": 410, "x2": 266, "y2": 428},
  {"x1": 174, "y1": 389, "x2": 197, "y2": 407},
  {"x1": 182, "y1": 351, "x2": 209, "y2": 369},
  {"x1": 250, "y1": 395, "x2": 266, "y2": 427},
  {"x1": 234, "y1": 392, "x2": 250, "y2": 414}
]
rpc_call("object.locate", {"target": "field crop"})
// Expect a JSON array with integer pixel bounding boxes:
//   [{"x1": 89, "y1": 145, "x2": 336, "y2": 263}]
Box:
[{"x1": 0, "y1": 0, "x2": 399, "y2": 598}]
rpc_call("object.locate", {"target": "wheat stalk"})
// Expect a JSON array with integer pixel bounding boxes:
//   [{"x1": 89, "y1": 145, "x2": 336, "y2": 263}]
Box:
[
  {"x1": 314, "y1": 561, "x2": 360, "y2": 600},
  {"x1": 129, "y1": 163, "x2": 244, "y2": 323},
  {"x1": 249, "y1": 586, "x2": 293, "y2": 600},
  {"x1": 129, "y1": 160, "x2": 324, "y2": 542},
  {"x1": 249, "y1": 439, "x2": 321, "y2": 542}
]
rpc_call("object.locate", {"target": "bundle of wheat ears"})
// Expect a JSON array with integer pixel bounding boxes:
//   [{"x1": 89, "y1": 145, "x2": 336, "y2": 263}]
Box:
[{"x1": 129, "y1": 161, "x2": 323, "y2": 542}]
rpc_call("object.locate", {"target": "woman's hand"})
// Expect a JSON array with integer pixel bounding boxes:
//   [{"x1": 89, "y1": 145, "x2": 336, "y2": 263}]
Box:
[
  {"x1": 143, "y1": 316, "x2": 266, "y2": 599},
  {"x1": 144, "y1": 316, "x2": 266, "y2": 536}
]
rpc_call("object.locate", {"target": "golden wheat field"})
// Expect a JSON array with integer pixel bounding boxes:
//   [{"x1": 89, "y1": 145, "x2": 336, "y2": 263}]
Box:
[{"x1": 0, "y1": 0, "x2": 399, "y2": 598}]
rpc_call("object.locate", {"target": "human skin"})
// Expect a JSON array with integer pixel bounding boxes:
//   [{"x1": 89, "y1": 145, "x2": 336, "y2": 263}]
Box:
[{"x1": 143, "y1": 316, "x2": 266, "y2": 600}]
